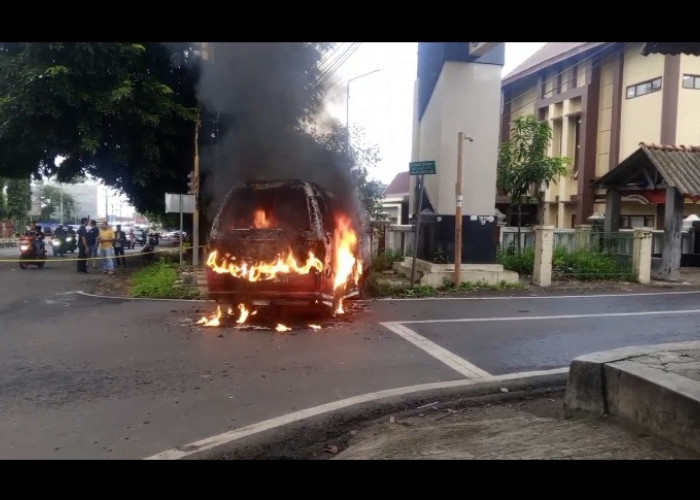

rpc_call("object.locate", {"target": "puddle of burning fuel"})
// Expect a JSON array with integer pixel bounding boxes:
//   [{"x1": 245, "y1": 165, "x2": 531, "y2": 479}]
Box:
[{"x1": 194, "y1": 302, "x2": 366, "y2": 332}]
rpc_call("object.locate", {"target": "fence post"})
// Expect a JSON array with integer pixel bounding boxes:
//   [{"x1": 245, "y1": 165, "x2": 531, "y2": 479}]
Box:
[
  {"x1": 574, "y1": 224, "x2": 592, "y2": 250},
  {"x1": 533, "y1": 225, "x2": 554, "y2": 287},
  {"x1": 632, "y1": 227, "x2": 653, "y2": 284}
]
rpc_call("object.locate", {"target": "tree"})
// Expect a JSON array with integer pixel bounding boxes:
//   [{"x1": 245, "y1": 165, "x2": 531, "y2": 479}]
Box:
[
  {"x1": 39, "y1": 184, "x2": 78, "y2": 222},
  {"x1": 310, "y1": 123, "x2": 384, "y2": 219},
  {"x1": 498, "y1": 114, "x2": 570, "y2": 252},
  {"x1": 5, "y1": 177, "x2": 32, "y2": 231},
  {"x1": 0, "y1": 42, "x2": 199, "y2": 214}
]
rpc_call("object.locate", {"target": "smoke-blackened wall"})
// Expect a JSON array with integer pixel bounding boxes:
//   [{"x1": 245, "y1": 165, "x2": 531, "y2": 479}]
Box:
[{"x1": 196, "y1": 43, "x2": 363, "y2": 228}]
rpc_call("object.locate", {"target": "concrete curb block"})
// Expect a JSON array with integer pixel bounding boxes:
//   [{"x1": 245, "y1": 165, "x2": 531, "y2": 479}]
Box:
[
  {"x1": 147, "y1": 368, "x2": 569, "y2": 460},
  {"x1": 564, "y1": 341, "x2": 700, "y2": 454}
]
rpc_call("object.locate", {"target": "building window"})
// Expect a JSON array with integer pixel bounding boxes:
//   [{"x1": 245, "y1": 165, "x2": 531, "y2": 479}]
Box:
[
  {"x1": 682, "y1": 74, "x2": 700, "y2": 89},
  {"x1": 619, "y1": 215, "x2": 654, "y2": 229},
  {"x1": 572, "y1": 63, "x2": 578, "y2": 89},
  {"x1": 626, "y1": 77, "x2": 662, "y2": 99}
]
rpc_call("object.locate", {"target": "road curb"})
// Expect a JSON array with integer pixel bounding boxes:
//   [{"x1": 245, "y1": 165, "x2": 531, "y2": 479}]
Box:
[
  {"x1": 146, "y1": 368, "x2": 569, "y2": 460},
  {"x1": 564, "y1": 341, "x2": 700, "y2": 454}
]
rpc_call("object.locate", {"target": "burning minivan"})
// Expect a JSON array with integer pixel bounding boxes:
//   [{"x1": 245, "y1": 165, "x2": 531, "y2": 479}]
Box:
[{"x1": 205, "y1": 179, "x2": 364, "y2": 315}]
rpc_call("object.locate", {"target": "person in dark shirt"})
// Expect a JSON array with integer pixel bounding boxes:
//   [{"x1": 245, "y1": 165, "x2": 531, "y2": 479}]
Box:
[
  {"x1": 113, "y1": 224, "x2": 128, "y2": 267},
  {"x1": 86, "y1": 220, "x2": 99, "y2": 269},
  {"x1": 77, "y1": 217, "x2": 89, "y2": 273}
]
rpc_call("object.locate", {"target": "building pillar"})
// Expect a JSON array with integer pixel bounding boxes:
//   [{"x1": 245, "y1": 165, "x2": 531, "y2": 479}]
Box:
[
  {"x1": 533, "y1": 225, "x2": 554, "y2": 287},
  {"x1": 660, "y1": 187, "x2": 684, "y2": 281},
  {"x1": 632, "y1": 227, "x2": 653, "y2": 284},
  {"x1": 604, "y1": 189, "x2": 621, "y2": 233},
  {"x1": 574, "y1": 224, "x2": 592, "y2": 250}
]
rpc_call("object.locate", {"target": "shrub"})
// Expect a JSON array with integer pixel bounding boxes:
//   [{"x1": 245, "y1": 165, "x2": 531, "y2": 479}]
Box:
[
  {"x1": 370, "y1": 249, "x2": 404, "y2": 272},
  {"x1": 497, "y1": 247, "x2": 535, "y2": 275}
]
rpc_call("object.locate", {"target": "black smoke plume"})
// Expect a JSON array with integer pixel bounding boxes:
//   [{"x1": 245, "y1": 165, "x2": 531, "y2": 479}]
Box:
[{"x1": 196, "y1": 43, "x2": 363, "y2": 228}]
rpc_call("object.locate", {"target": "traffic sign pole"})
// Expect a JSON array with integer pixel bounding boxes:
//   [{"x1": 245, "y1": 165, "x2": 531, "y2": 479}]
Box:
[{"x1": 410, "y1": 174, "x2": 425, "y2": 286}]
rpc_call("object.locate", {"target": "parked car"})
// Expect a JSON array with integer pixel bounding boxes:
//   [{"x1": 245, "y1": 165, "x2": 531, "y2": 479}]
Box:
[{"x1": 205, "y1": 179, "x2": 365, "y2": 314}]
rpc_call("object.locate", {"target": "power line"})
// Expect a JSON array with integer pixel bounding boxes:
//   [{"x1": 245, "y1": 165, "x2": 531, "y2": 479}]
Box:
[{"x1": 318, "y1": 42, "x2": 362, "y2": 86}]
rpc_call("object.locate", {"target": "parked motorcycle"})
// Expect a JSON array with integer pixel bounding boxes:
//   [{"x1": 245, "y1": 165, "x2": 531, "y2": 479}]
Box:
[{"x1": 19, "y1": 235, "x2": 47, "y2": 269}]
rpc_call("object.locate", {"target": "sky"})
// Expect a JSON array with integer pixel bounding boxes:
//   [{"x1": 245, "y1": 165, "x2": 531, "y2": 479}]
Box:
[
  {"x1": 100, "y1": 42, "x2": 547, "y2": 218},
  {"x1": 324, "y1": 42, "x2": 548, "y2": 186}
]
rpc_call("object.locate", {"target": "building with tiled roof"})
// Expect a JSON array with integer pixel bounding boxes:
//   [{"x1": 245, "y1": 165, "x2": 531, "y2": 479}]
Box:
[{"x1": 500, "y1": 42, "x2": 700, "y2": 230}]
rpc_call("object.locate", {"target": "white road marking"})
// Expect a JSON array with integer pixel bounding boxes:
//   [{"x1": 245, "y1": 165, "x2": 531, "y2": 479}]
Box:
[
  {"x1": 361, "y1": 290, "x2": 700, "y2": 302},
  {"x1": 380, "y1": 321, "x2": 491, "y2": 378},
  {"x1": 400, "y1": 308, "x2": 700, "y2": 324},
  {"x1": 75, "y1": 290, "x2": 212, "y2": 302},
  {"x1": 145, "y1": 366, "x2": 568, "y2": 460}
]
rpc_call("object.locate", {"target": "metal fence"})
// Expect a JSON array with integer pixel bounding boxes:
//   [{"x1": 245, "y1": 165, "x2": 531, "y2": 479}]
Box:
[{"x1": 500, "y1": 227, "x2": 635, "y2": 280}]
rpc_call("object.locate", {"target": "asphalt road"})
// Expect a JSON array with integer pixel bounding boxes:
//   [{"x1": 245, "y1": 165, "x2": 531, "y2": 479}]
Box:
[{"x1": 2, "y1": 249, "x2": 700, "y2": 459}]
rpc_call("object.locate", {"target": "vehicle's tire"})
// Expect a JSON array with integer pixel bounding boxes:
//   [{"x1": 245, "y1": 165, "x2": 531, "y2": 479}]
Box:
[
  {"x1": 19, "y1": 262, "x2": 28, "y2": 270},
  {"x1": 37, "y1": 261, "x2": 45, "y2": 269}
]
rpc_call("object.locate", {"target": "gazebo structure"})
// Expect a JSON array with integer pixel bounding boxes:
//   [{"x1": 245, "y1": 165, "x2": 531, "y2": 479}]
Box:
[{"x1": 593, "y1": 143, "x2": 700, "y2": 281}]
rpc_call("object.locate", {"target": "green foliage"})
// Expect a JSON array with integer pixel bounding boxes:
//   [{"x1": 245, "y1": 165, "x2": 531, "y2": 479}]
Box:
[
  {"x1": 0, "y1": 42, "x2": 199, "y2": 214},
  {"x1": 498, "y1": 246, "x2": 634, "y2": 281},
  {"x1": 497, "y1": 114, "x2": 570, "y2": 227},
  {"x1": 370, "y1": 249, "x2": 403, "y2": 272},
  {"x1": 5, "y1": 177, "x2": 31, "y2": 226},
  {"x1": 552, "y1": 247, "x2": 634, "y2": 280},
  {"x1": 130, "y1": 258, "x2": 200, "y2": 299},
  {"x1": 497, "y1": 247, "x2": 535, "y2": 275}
]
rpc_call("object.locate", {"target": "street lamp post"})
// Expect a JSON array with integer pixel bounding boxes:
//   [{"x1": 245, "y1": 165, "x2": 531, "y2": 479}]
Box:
[
  {"x1": 455, "y1": 133, "x2": 474, "y2": 286},
  {"x1": 346, "y1": 68, "x2": 382, "y2": 155}
]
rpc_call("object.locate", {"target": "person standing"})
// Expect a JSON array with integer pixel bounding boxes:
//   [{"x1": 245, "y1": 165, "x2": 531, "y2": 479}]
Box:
[
  {"x1": 97, "y1": 219, "x2": 115, "y2": 275},
  {"x1": 87, "y1": 220, "x2": 99, "y2": 269},
  {"x1": 113, "y1": 224, "x2": 128, "y2": 268},
  {"x1": 77, "y1": 217, "x2": 89, "y2": 273}
]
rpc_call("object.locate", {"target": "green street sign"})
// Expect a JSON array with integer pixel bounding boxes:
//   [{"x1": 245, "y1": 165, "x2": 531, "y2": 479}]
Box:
[{"x1": 409, "y1": 161, "x2": 436, "y2": 175}]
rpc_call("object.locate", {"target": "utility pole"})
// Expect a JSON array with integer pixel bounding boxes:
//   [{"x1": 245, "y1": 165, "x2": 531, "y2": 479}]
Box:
[
  {"x1": 346, "y1": 68, "x2": 382, "y2": 155},
  {"x1": 455, "y1": 133, "x2": 473, "y2": 286}
]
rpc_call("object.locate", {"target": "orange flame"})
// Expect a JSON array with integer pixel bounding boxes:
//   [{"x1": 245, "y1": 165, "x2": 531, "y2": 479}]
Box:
[
  {"x1": 197, "y1": 305, "x2": 223, "y2": 327},
  {"x1": 207, "y1": 249, "x2": 323, "y2": 282},
  {"x1": 332, "y1": 215, "x2": 362, "y2": 315},
  {"x1": 308, "y1": 324, "x2": 322, "y2": 331},
  {"x1": 254, "y1": 209, "x2": 272, "y2": 228},
  {"x1": 236, "y1": 303, "x2": 250, "y2": 324},
  {"x1": 275, "y1": 323, "x2": 292, "y2": 332}
]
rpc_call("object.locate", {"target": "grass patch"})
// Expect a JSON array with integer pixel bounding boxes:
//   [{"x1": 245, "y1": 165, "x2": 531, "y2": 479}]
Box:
[
  {"x1": 365, "y1": 271, "x2": 524, "y2": 298},
  {"x1": 129, "y1": 258, "x2": 200, "y2": 299}
]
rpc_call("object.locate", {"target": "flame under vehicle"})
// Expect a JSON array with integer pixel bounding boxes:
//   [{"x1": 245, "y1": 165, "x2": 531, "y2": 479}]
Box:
[{"x1": 205, "y1": 180, "x2": 365, "y2": 315}]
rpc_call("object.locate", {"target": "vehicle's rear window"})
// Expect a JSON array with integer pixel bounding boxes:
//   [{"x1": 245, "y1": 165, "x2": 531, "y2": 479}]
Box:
[{"x1": 219, "y1": 185, "x2": 311, "y2": 231}]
